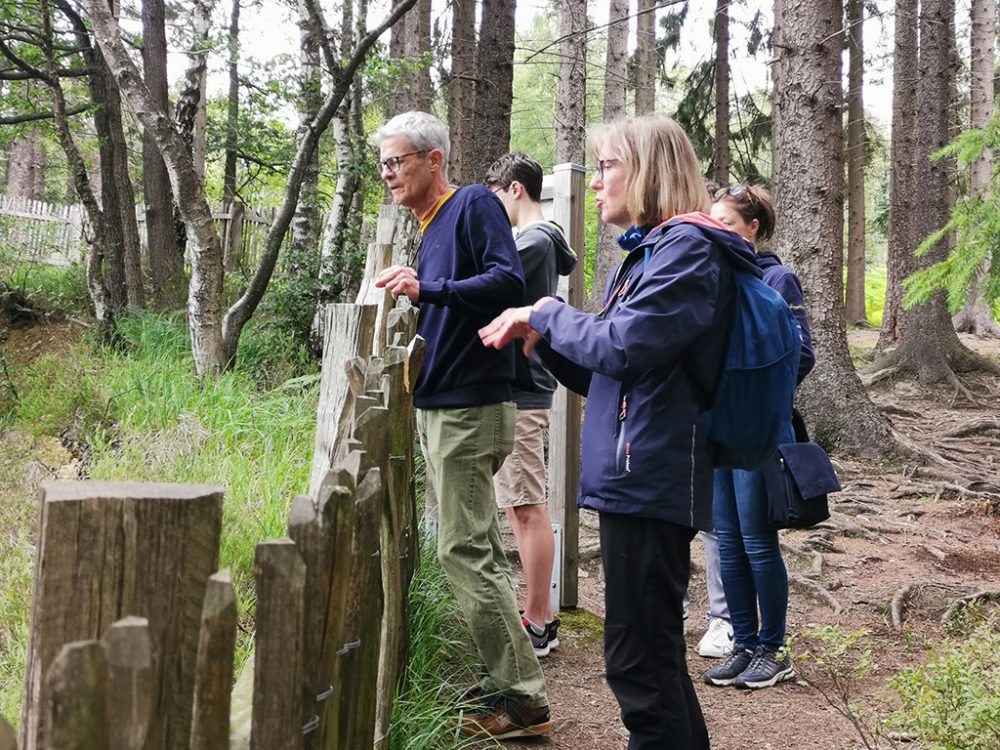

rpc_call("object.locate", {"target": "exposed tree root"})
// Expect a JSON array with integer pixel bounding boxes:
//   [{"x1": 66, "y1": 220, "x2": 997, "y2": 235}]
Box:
[
  {"x1": 859, "y1": 364, "x2": 902, "y2": 387},
  {"x1": 789, "y1": 573, "x2": 844, "y2": 614},
  {"x1": 943, "y1": 418, "x2": 1000, "y2": 439},
  {"x1": 940, "y1": 590, "x2": 1000, "y2": 627},
  {"x1": 890, "y1": 582, "x2": 968, "y2": 631}
]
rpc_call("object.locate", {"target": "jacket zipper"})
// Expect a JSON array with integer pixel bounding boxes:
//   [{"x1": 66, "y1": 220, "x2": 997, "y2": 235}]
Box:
[{"x1": 617, "y1": 393, "x2": 631, "y2": 474}]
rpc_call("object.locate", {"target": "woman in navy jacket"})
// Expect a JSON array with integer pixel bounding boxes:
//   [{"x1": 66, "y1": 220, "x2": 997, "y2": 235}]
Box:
[
  {"x1": 480, "y1": 114, "x2": 766, "y2": 750},
  {"x1": 702, "y1": 185, "x2": 815, "y2": 691}
]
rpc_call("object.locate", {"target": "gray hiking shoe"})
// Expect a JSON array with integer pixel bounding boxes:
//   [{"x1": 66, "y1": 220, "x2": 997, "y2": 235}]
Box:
[
  {"x1": 703, "y1": 646, "x2": 755, "y2": 687},
  {"x1": 734, "y1": 645, "x2": 795, "y2": 689}
]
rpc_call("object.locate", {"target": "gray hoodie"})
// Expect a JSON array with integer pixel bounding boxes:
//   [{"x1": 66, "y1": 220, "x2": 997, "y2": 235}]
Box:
[{"x1": 511, "y1": 221, "x2": 578, "y2": 409}]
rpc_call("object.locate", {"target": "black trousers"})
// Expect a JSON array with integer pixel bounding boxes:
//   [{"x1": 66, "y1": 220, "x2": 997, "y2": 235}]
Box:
[{"x1": 600, "y1": 512, "x2": 711, "y2": 750}]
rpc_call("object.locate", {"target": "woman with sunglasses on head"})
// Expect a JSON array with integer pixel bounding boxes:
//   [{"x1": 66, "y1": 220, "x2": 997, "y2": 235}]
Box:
[
  {"x1": 702, "y1": 184, "x2": 815, "y2": 690},
  {"x1": 480, "y1": 114, "x2": 775, "y2": 750}
]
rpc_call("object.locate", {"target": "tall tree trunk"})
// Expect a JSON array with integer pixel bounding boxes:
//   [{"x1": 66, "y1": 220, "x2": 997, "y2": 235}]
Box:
[
  {"x1": 556, "y1": 0, "x2": 586, "y2": 165},
  {"x1": 387, "y1": 0, "x2": 429, "y2": 115},
  {"x1": 634, "y1": 0, "x2": 656, "y2": 115},
  {"x1": 289, "y1": 0, "x2": 323, "y2": 307},
  {"x1": 173, "y1": 0, "x2": 214, "y2": 254},
  {"x1": 44, "y1": 1, "x2": 115, "y2": 341},
  {"x1": 865, "y1": 0, "x2": 995, "y2": 390},
  {"x1": 591, "y1": 0, "x2": 628, "y2": 307},
  {"x1": 447, "y1": 0, "x2": 476, "y2": 184},
  {"x1": 470, "y1": 0, "x2": 516, "y2": 180},
  {"x1": 223, "y1": 0, "x2": 240, "y2": 205},
  {"x1": 953, "y1": 0, "x2": 998, "y2": 336},
  {"x1": 712, "y1": 0, "x2": 730, "y2": 185},
  {"x1": 143, "y1": 0, "x2": 183, "y2": 308},
  {"x1": 6, "y1": 129, "x2": 46, "y2": 200},
  {"x1": 878, "y1": 0, "x2": 918, "y2": 351},
  {"x1": 844, "y1": 0, "x2": 867, "y2": 325},
  {"x1": 772, "y1": 0, "x2": 893, "y2": 457}
]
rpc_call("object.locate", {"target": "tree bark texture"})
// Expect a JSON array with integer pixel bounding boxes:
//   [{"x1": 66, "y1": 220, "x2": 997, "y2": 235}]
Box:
[
  {"x1": 874, "y1": 0, "x2": 988, "y2": 384},
  {"x1": 85, "y1": 0, "x2": 226, "y2": 374},
  {"x1": 634, "y1": 0, "x2": 656, "y2": 115},
  {"x1": 45, "y1": 2, "x2": 116, "y2": 342},
  {"x1": 290, "y1": 0, "x2": 324, "y2": 281},
  {"x1": 174, "y1": 0, "x2": 213, "y2": 176},
  {"x1": 845, "y1": 0, "x2": 867, "y2": 325},
  {"x1": 447, "y1": 0, "x2": 476, "y2": 184},
  {"x1": 223, "y1": 0, "x2": 240, "y2": 205},
  {"x1": 387, "y1": 0, "x2": 431, "y2": 116},
  {"x1": 6, "y1": 129, "x2": 46, "y2": 200},
  {"x1": 556, "y1": 0, "x2": 586, "y2": 164},
  {"x1": 712, "y1": 0, "x2": 730, "y2": 185},
  {"x1": 470, "y1": 0, "x2": 516, "y2": 181},
  {"x1": 772, "y1": 0, "x2": 893, "y2": 457},
  {"x1": 953, "y1": 0, "x2": 998, "y2": 335},
  {"x1": 591, "y1": 0, "x2": 628, "y2": 308},
  {"x1": 143, "y1": 0, "x2": 183, "y2": 309},
  {"x1": 879, "y1": 0, "x2": 919, "y2": 350}
]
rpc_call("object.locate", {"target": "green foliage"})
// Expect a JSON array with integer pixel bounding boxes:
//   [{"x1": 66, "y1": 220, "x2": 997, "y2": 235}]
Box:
[
  {"x1": 792, "y1": 625, "x2": 885, "y2": 749},
  {"x1": 0, "y1": 255, "x2": 89, "y2": 320},
  {"x1": 388, "y1": 540, "x2": 490, "y2": 750},
  {"x1": 888, "y1": 618, "x2": 1000, "y2": 749},
  {"x1": 902, "y1": 115, "x2": 1000, "y2": 319}
]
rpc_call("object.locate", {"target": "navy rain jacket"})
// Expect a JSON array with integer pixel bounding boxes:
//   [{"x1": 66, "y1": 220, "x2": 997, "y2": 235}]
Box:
[{"x1": 529, "y1": 214, "x2": 760, "y2": 531}]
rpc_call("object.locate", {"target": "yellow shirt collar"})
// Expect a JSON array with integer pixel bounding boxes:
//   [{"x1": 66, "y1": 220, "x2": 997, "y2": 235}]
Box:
[{"x1": 420, "y1": 188, "x2": 457, "y2": 233}]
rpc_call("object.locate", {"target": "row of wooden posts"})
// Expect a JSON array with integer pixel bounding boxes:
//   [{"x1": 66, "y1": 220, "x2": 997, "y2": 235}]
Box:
[
  {"x1": 3, "y1": 164, "x2": 588, "y2": 750},
  {"x1": 0, "y1": 195, "x2": 279, "y2": 273}
]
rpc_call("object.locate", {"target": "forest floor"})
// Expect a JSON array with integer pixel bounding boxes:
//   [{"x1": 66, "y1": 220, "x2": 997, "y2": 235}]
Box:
[
  {"x1": 3, "y1": 322, "x2": 999, "y2": 749},
  {"x1": 500, "y1": 331, "x2": 1000, "y2": 750}
]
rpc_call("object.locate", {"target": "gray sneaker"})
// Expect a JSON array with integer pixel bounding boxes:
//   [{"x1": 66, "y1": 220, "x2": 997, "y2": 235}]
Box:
[
  {"x1": 703, "y1": 647, "x2": 755, "y2": 686},
  {"x1": 734, "y1": 645, "x2": 795, "y2": 689}
]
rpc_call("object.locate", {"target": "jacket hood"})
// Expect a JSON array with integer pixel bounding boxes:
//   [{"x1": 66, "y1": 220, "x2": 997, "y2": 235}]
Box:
[
  {"x1": 523, "y1": 221, "x2": 578, "y2": 275},
  {"x1": 755, "y1": 250, "x2": 784, "y2": 270},
  {"x1": 656, "y1": 212, "x2": 763, "y2": 279}
]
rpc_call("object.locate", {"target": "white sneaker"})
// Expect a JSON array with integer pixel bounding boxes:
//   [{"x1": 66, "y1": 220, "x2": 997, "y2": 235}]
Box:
[{"x1": 697, "y1": 617, "x2": 735, "y2": 658}]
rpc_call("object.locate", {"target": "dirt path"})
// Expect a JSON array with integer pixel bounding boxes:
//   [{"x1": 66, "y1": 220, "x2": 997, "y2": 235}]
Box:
[{"x1": 500, "y1": 334, "x2": 1000, "y2": 750}]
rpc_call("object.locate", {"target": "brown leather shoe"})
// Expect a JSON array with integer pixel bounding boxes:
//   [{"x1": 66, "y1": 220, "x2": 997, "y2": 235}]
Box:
[{"x1": 459, "y1": 696, "x2": 551, "y2": 739}]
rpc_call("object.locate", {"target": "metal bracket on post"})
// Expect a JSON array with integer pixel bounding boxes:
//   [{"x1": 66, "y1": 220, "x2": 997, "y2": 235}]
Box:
[{"x1": 550, "y1": 522, "x2": 562, "y2": 614}]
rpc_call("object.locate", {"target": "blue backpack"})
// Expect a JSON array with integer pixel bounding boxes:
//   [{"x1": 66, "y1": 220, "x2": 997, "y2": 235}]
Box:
[{"x1": 703, "y1": 268, "x2": 801, "y2": 470}]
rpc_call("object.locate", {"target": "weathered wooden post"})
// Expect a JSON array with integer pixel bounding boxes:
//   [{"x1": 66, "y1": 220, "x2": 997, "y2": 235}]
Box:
[
  {"x1": 250, "y1": 540, "x2": 306, "y2": 750},
  {"x1": 105, "y1": 617, "x2": 153, "y2": 750},
  {"x1": 544, "y1": 163, "x2": 587, "y2": 609},
  {"x1": 0, "y1": 716, "x2": 15, "y2": 750},
  {"x1": 42, "y1": 641, "x2": 109, "y2": 750},
  {"x1": 20, "y1": 482, "x2": 223, "y2": 750},
  {"x1": 189, "y1": 572, "x2": 237, "y2": 750},
  {"x1": 307, "y1": 304, "x2": 378, "y2": 497}
]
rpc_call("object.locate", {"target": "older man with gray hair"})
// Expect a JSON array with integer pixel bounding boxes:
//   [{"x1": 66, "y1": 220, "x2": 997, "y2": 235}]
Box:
[{"x1": 373, "y1": 111, "x2": 550, "y2": 740}]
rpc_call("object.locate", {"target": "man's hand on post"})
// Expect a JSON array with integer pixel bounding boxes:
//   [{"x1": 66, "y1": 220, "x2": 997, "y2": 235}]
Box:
[{"x1": 375, "y1": 265, "x2": 420, "y2": 303}]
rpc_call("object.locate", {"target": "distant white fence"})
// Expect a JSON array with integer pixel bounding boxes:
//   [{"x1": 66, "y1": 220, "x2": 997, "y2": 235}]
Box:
[
  {"x1": 0, "y1": 196, "x2": 290, "y2": 272},
  {"x1": 0, "y1": 195, "x2": 84, "y2": 266}
]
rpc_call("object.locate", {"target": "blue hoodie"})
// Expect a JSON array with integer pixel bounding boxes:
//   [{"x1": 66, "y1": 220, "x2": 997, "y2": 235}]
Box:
[
  {"x1": 756, "y1": 250, "x2": 815, "y2": 383},
  {"x1": 529, "y1": 214, "x2": 759, "y2": 530}
]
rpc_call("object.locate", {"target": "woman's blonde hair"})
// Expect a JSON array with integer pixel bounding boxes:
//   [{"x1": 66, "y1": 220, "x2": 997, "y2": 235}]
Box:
[{"x1": 588, "y1": 114, "x2": 708, "y2": 227}]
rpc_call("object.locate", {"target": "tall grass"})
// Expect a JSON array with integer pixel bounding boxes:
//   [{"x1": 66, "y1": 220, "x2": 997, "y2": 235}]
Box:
[
  {"x1": 0, "y1": 310, "x2": 319, "y2": 725},
  {"x1": 388, "y1": 540, "x2": 497, "y2": 750}
]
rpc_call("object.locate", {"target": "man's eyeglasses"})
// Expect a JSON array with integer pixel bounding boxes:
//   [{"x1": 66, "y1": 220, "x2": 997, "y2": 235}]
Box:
[
  {"x1": 595, "y1": 158, "x2": 622, "y2": 179},
  {"x1": 380, "y1": 150, "x2": 428, "y2": 174}
]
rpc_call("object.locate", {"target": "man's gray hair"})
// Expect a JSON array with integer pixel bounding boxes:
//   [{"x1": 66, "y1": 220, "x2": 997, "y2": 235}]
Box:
[{"x1": 371, "y1": 111, "x2": 450, "y2": 165}]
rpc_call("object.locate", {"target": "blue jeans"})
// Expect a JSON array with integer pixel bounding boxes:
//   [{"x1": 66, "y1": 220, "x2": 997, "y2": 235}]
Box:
[{"x1": 713, "y1": 426, "x2": 792, "y2": 652}]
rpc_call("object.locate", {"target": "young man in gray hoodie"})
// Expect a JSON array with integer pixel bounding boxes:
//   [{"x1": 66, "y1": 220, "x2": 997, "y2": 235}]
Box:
[{"x1": 485, "y1": 153, "x2": 577, "y2": 657}]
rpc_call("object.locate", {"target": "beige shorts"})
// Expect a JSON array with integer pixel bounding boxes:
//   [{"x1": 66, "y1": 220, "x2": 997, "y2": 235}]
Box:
[{"x1": 495, "y1": 409, "x2": 549, "y2": 509}]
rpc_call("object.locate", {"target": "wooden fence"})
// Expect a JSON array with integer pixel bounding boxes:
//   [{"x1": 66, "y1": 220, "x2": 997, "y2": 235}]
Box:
[
  {"x1": 4, "y1": 170, "x2": 587, "y2": 750},
  {"x1": 0, "y1": 196, "x2": 84, "y2": 266},
  {"x1": 0, "y1": 196, "x2": 286, "y2": 274}
]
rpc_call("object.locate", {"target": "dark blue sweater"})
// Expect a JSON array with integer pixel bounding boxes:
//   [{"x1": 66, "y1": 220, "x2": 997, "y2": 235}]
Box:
[{"x1": 413, "y1": 184, "x2": 525, "y2": 409}]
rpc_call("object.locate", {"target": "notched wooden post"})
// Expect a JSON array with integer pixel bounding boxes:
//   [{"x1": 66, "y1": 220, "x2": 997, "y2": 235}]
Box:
[
  {"x1": 250, "y1": 540, "x2": 306, "y2": 750},
  {"x1": 21, "y1": 481, "x2": 223, "y2": 750},
  {"x1": 105, "y1": 617, "x2": 153, "y2": 750},
  {"x1": 42, "y1": 641, "x2": 109, "y2": 750},
  {"x1": 189, "y1": 572, "x2": 236, "y2": 750}
]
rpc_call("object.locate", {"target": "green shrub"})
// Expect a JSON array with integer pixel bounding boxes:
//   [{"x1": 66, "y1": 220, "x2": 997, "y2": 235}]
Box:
[{"x1": 888, "y1": 619, "x2": 1000, "y2": 750}]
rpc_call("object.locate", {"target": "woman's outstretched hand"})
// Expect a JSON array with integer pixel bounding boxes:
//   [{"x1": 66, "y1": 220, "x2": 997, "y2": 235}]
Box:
[
  {"x1": 479, "y1": 306, "x2": 533, "y2": 349},
  {"x1": 479, "y1": 297, "x2": 554, "y2": 356}
]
